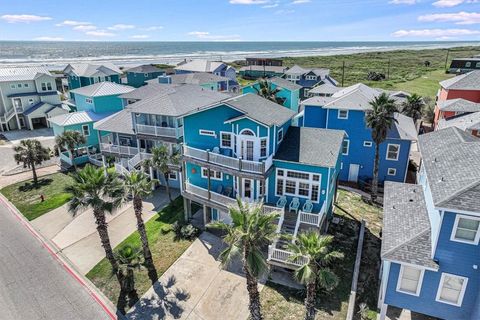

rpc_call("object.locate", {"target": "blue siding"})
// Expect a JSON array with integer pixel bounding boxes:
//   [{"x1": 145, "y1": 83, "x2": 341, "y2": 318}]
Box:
[
  {"x1": 242, "y1": 82, "x2": 300, "y2": 112},
  {"x1": 127, "y1": 71, "x2": 166, "y2": 88},
  {"x1": 73, "y1": 93, "x2": 124, "y2": 114}
]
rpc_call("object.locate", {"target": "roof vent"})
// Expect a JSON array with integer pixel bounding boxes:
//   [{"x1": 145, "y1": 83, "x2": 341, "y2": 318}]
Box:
[
  {"x1": 439, "y1": 177, "x2": 445, "y2": 182},
  {"x1": 392, "y1": 205, "x2": 396, "y2": 210},
  {"x1": 433, "y1": 157, "x2": 437, "y2": 163},
  {"x1": 409, "y1": 199, "x2": 414, "y2": 202}
]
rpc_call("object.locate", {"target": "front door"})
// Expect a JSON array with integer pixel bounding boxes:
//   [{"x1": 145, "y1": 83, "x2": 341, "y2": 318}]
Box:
[
  {"x1": 242, "y1": 179, "x2": 254, "y2": 202},
  {"x1": 348, "y1": 164, "x2": 360, "y2": 182},
  {"x1": 241, "y1": 139, "x2": 255, "y2": 161}
]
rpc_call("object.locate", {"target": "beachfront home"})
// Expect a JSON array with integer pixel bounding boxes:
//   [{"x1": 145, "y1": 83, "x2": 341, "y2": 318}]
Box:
[
  {"x1": 242, "y1": 77, "x2": 302, "y2": 112},
  {"x1": 125, "y1": 64, "x2": 166, "y2": 88},
  {"x1": 63, "y1": 63, "x2": 122, "y2": 98},
  {"x1": 378, "y1": 127, "x2": 480, "y2": 320},
  {"x1": 155, "y1": 72, "x2": 233, "y2": 92},
  {"x1": 448, "y1": 57, "x2": 480, "y2": 74},
  {"x1": 434, "y1": 71, "x2": 480, "y2": 127},
  {"x1": 246, "y1": 57, "x2": 283, "y2": 67},
  {"x1": 0, "y1": 66, "x2": 67, "y2": 131},
  {"x1": 94, "y1": 83, "x2": 231, "y2": 188},
  {"x1": 284, "y1": 65, "x2": 338, "y2": 98},
  {"x1": 239, "y1": 65, "x2": 288, "y2": 79},
  {"x1": 174, "y1": 59, "x2": 238, "y2": 88},
  {"x1": 306, "y1": 82, "x2": 342, "y2": 97},
  {"x1": 301, "y1": 83, "x2": 417, "y2": 184},
  {"x1": 181, "y1": 92, "x2": 345, "y2": 269},
  {"x1": 48, "y1": 81, "x2": 134, "y2": 167}
]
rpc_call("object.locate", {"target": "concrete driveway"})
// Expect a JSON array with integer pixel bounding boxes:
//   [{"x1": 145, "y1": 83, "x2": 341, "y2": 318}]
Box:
[
  {"x1": 31, "y1": 188, "x2": 179, "y2": 274},
  {"x1": 127, "y1": 232, "x2": 263, "y2": 320}
]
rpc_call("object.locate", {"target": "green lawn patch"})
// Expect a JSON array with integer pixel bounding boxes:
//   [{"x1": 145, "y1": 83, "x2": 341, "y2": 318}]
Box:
[
  {"x1": 86, "y1": 196, "x2": 193, "y2": 307},
  {"x1": 1, "y1": 172, "x2": 74, "y2": 221}
]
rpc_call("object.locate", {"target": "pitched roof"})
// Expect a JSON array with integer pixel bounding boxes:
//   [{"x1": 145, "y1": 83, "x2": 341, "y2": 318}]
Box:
[
  {"x1": 63, "y1": 63, "x2": 122, "y2": 77},
  {"x1": 239, "y1": 65, "x2": 287, "y2": 73},
  {"x1": 93, "y1": 109, "x2": 134, "y2": 135},
  {"x1": 439, "y1": 71, "x2": 480, "y2": 90},
  {"x1": 381, "y1": 182, "x2": 438, "y2": 269},
  {"x1": 437, "y1": 98, "x2": 480, "y2": 112},
  {"x1": 284, "y1": 65, "x2": 330, "y2": 77},
  {"x1": 70, "y1": 81, "x2": 134, "y2": 97},
  {"x1": 48, "y1": 111, "x2": 111, "y2": 126},
  {"x1": 127, "y1": 84, "x2": 231, "y2": 116},
  {"x1": 175, "y1": 60, "x2": 226, "y2": 73},
  {"x1": 0, "y1": 66, "x2": 52, "y2": 82},
  {"x1": 7, "y1": 91, "x2": 59, "y2": 98},
  {"x1": 269, "y1": 77, "x2": 302, "y2": 91},
  {"x1": 308, "y1": 83, "x2": 342, "y2": 95},
  {"x1": 23, "y1": 102, "x2": 49, "y2": 116},
  {"x1": 419, "y1": 127, "x2": 480, "y2": 213},
  {"x1": 223, "y1": 93, "x2": 296, "y2": 127},
  {"x1": 274, "y1": 127, "x2": 345, "y2": 167},
  {"x1": 120, "y1": 82, "x2": 178, "y2": 100},
  {"x1": 125, "y1": 64, "x2": 165, "y2": 74},
  {"x1": 388, "y1": 113, "x2": 418, "y2": 141},
  {"x1": 437, "y1": 112, "x2": 480, "y2": 131},
  {"x1": 159, "y1": 72, "x2": 230, "y2": 85}
]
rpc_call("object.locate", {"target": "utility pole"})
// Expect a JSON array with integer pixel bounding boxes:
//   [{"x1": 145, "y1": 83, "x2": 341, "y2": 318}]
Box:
[
  {"x1": 387, "y1": 59, "x2": 391, "y2": 80},
  {"x1": 444, "y1": 49, "x2": 450, "y2": 71},
  {"x1": 341, "y1": 61, "x2": 345, "y2": 87}
]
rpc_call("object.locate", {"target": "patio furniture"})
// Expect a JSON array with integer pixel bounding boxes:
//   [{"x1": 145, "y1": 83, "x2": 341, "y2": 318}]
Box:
[
  {"x1": 216, "y1": 185, "x2": 224, "y2": 195},
  {"x1": 302, "y1": 200, "x2": 314, "y2": 213},
  {"x1": 212, "y1": 147, "x2": 220, "y2": 154},
  {"x1": 289, "y1": 197, "x2": 300, "y2": 214},
  {"x1": 223, "y1": 186, "x2": 232, "y2": 197},
  {"x1": 276, "y1": 196, "x2": 287, "y2": 208}
]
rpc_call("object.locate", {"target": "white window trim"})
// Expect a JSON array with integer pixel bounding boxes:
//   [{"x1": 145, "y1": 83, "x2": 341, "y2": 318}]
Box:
[
  {"x1": 342, "y1": 139, "x2": 350, "y2": 156},
  {"x1": 387, "y1": 168, "x2": 397, "y2": 176},
  {"x1": 220, "y1": 131, "x2": 233, "y2": 149},
  {"x1": 363, "y1": 141, "x2": 373, "y2": 147},
  {"x1": 450, "y1": 214, "x2": 480, "y2": 245},
  {"x1": 85, "y1": 98, "x2": 93, "y2": 104},
  {"x1": 260, "y1": 137, "x2": 268, "y2": 158},
  {"x1": 277, "y1": 128, "x2": 284, "y2": 144},
  {"x1": 168, "y1": 171, "x2": 178, "y2": 181},
  {"x1": 338, "y1": 109, "x2": 349, "y2": 119},
  {"x1": 82, "y1": 124, "x2": 90, "y2": 137},
  {"x1": 275, "y1": 168, "x2": 321, "y2": 203},
  {"x1": 435, "y1": 273, "x2": 468, "y2": 307},
  {"x1": 201, "y1": 167, "x2": 223, "y2": 181},
  {"x1": 396, "y1": 265, "x2": 425, "y2": 297},
  {"x1": 199, "y1": 129, "x2": 216, "y2": 138},
  {"x1": 386, "y1": 143, "x2": 401, "y2": 161}
]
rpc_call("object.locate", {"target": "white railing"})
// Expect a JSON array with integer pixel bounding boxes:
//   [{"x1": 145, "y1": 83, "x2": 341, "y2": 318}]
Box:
[
  {"x1": 127, "y1": 152, "x2": 152, "y2": 171},
  {"x1": 293, "y1": 202, "x2": 327, "y2": 238},
  {"x1": 267, "y1": 246, "x2": 308, "y2": 267},
  {"x1": 263, "y1": 204, "x2": 280, "y2": 215},
  {"x1": 184, "y1": 145, "x2": 208, "y2": 161},
  {"x1": 15, "y1": 107, "x2": 23, "y2": 113},
  {"x1": 185, "y1": 182, "x2": 210, "y2": 200},
  {"x1": 210, "y1": 190, "x2": 237, "y2": 207},
  {"x1": 88, "y1": 154, "x2": 103, "y2": 167},
  {"x1": 136, "y1": 124, "x2": 180, "y2": 138},
  {"x1": 208, "y1": 152, "x2": 240, "y2": 170},
  {"x1": 114, "y1": 163, "x2": 129, "y2": 176},
  {"x1": 99, "y1": 143, "x2": 139, "y2": 156},
  {"x1": 2, "y1": 107, "x2": 16, "y2": 122}
]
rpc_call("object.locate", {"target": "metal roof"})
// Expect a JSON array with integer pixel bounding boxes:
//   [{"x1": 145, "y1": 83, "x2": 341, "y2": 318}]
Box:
[
  {"x1": 63, "y1": 63, "x2": 122, "y2": 77},
  {"x1": 70, "y1": 81, "x2": 134, "y2": 98},
  {"x1": 175, "y1": 60, "x2": 226, "y2": 73},
  {"x1": 0, "y1": 66, "x2": 52, "y2": 82},
  {"x1": 48, "y1": 111, "x2": 112, "y2": 126},
  {"x1": 125, "y1": 64, "x2": 165, "y2": 74}
]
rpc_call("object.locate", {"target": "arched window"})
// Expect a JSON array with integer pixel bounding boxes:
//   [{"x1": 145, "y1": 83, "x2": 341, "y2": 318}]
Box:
[{"x1": 240, "y1": 129, "x2": 255, "y2": 136}]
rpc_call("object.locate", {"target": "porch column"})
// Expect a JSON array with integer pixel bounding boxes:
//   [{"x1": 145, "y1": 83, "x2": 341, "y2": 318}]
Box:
[
  {"x1": 28, "y1": 117, "x2": 33, "y2": 131},
  {"x1": 202, "y1": 204, "x2": 208, "y2": 230},
  {"x1": 137, "y1": 138, "x2": 141, "y2": 153},
  {"x1": 101, "y1": 155, "x2": 107, "y2": 176},
  {"x1": 149, "y1": 166, "x2": 155, "y2": 190},
  {"x1": 379, "y1": 304, "x2": 388, "y2": 320},
  {"x1": 207, "y1": 168, "x2": 211, "y2": 200},
  {"x1": 15, "y1": 114, "x2": 21, "y2": 130},
  {"x1": 237, "y1": 176, "x2": 243, "y2": 200},
  {"x1": 183, "y1": 197, "x2": 190, "y2": 221}
]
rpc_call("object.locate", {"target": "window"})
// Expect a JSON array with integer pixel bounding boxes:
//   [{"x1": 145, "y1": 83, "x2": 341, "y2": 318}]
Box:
[
  {"x1": 476, "y1": 62, "x2": 480, "y2": 68},
  {"x1": 201, "y1": 167, "x2": 223, "y2": 181},
  {"x1": 436, "y1": 273, "x2": 468, "y2": 306},
  {"x1": 220, "y1": 132, "x2": 233, "y2": 148},
  {"x1": 396, "y1": 265, "x2": 424, "y2": 296},
  {"x1": 260, "y1": 138, "x2": 267, "y2": 157},
  {"x1": 450, "y1": 215, "x2": 480, "y2": 244},
  {"x1": 465, "y1": 62, "x2": 471, "y2": 68},
  {"x1": 24, "y1": 83, "x2": 29, "y2": 88},
  {"x1": 85, "y1": 98, "x2": 93, "y2": 104},
  {"x1": 41, "y1": 83, "x2": 47, "y2": 91},
  {"x1": 386, "y1": 144, "x2": 400, "y2": 161},
  {"x1": 168, "y1": 171, "x2": 178, "y2": 180},
  {"x1": 277, "y1": 128, "x2": 284, "y2": 144},
  {"x1": 75, "y1": 147, "x2": 88, "y2": 157},
  {"x1": 47, "y1": 82, "x2": 52, "y2": 91},
  {"x1": 305, "y1": 75, "x2": 317, "y2": 81},
  {"x1": 81, "y1": 125, "x2": 90, "y2": 136},
  {"x1": 338, "y1": 109, "x2": 349, "y2": 119},
  {"x1": 10, "y1": 84, "x2": 15, "y2": 89},
  {"x1": 387, "y1": 168, "x2": 397, "y2": 176},
  {"x1": 342, "y1": 140, "x2": 349, "y2": 155},
  {"x1": 17, "y1": 83, "x2": 22, "y2": 88},
  {"x1": 275, "y1": 169, "x2": 321, "y2": 202},
  {"x1": 144, "y1": 73, "x2": 149, "y2": 77},
  {"x1": 363, "y1": 141, "x2": 373, "y2": 147},
  {"x1": 199, "y1": 129, "x2": 216, "y2": 137}
]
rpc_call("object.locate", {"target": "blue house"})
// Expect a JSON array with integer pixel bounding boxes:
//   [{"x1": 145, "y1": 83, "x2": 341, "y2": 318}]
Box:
[
  {"x1": 174, "y1": 59, "x2": 238, "y2": 91},
  {"x1": 63, "y1": 63, "x2": 122, "y2": 99},
  {"x1": 284, "y1": 65, "x2": 338, "y2": 99},
  {"x1": 48, "y1": 81, "x2": 134, "y2": 167},
  {"x1": 181, "y1": 92, "x2": 345, "y2": 269},
  {"x1": 155, "y1": 72, "x2": 233, "y2": 92},
  {"x1": 125, "y1": 64, "x2": 166, "y2": 88},
  {"x1": 378, "y1": 127, "x2": 480, "y2": 320},
  {"x1": 242, "y1": 77, "x2": 302, "y2": 112},
  {"x1": 302, "y1": 83, "x2": 417, "y2": 184}
]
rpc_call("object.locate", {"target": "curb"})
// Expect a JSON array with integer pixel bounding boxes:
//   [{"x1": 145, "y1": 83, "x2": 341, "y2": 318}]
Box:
[{"x1": 0, "y1": 194, "x2": 125, "y2": 320}]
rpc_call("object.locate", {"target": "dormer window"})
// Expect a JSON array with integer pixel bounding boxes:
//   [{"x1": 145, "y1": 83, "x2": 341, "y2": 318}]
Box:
[{"x1": 305, "y1": 75, "x2": 317, "y2": 81}]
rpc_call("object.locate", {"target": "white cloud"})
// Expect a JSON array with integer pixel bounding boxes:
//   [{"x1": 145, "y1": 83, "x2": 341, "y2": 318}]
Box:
[
  {"x1": 1, "y1": 14, "x2": 52, "y2": 23},
  {"x1": 292, "y1": 0, "x2": 311, "y2": 4},
  {"x1": 85, "y1": 30, "x2": 116, "y2": 37},
  {"x1": 107, "y1": 24, "x2": 135, "y2": 31},
  {"x1": 419, "y1": 11, "x2": 480, "y2": 24},
  {"x1": 262, "y1": 3, "x2": 279, "y2": 8},
  {"x1": 187, "y1": 31, "x2": 241, "y2": 41},
  {"x1": 33, "y1": 36, "x2": 64, "y2": 41},
  {"x1": 432, "y1": 0, "x2": 478, "y2": 7},
  {"x1": 392, "y1": 28, "x2": 480, "y2": 37},
  {"x1": 130, "y1": 34, "x2": 150, "y2": 39},
  {"x1": 274, "y1": 9, "x2": 295, "y2": 14},
  {"x1": 389, "y1": 0, "x2": 417, "y2": 4},
  {"x1": 73, "y1": 25, "x2": 97, "y2": 31},
  {"x1": 142, "y1": 26, "x2": 164, "y2": 31},
  {"x1": 55, "y1": 20, "x2": 91, "y2": 27},
  {"x1": 229, "y1": 0, "x2": 269, "y2": 4}
]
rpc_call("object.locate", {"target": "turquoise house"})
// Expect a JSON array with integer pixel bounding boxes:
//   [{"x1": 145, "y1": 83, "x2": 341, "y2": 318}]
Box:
[
  {"x1": 125, "y1": 64, "x2": 166, "y2": 88},
  {"x1": 156, "y1": 72, "x2": 233, "y2": 92},
  {"x1": 242, "y1": 77, "x2": 301, "y2": 113},
  {"x1": 70, "y1": 82, "x2": 134, "y2": 113}
]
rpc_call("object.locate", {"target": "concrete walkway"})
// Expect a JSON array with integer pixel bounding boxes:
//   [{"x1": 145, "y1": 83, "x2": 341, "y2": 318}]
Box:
[
  {"x1": 128, "y1": 232, "x2": 263, "y2": 320},
  {"x1": 31, "y1": 188, "x2": 179, "y2": 274},
  {"x1": 0, "y1": 165, "x2": 60, "y2": 188}
]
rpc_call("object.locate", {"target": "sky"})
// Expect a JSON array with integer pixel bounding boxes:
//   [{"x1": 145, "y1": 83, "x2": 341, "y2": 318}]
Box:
[{"x1": 0, "y1": 0, "x2": 479, "y2": 41}]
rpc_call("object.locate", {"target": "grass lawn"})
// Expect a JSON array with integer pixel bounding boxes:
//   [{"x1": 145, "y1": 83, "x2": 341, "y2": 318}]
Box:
[
  {"x1": 260, "y1": 188, "x2": 382, "y2": 320},
  {"x1": 0, "y1": 172, "x2": 74, "y2": 221},
  {"x1": 86, "y1": 196, "x2": 193, "y2": 308}
]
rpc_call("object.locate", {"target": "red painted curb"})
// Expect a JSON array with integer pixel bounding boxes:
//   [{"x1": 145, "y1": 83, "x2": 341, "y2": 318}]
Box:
[{"x1": 0, "y1": 196, "x2": 118, "y2": 320}]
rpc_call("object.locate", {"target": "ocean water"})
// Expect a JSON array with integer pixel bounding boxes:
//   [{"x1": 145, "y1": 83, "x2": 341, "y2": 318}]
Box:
[{"x1": 0, "y1": 41, "x2": 478, "y2": 69}]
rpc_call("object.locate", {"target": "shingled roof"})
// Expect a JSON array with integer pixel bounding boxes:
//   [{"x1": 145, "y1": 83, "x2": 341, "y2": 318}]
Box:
[
  {"x1": 125, "y1": 64, "x2": 165, "y2": 74},
  {"x1": 437, "y1": 112, "x2": 480, "y2": 131},
  {"x1": 94, "y1": 109, "x2": 134, "y2": 135},
  {"x1": 437, "y1": 98, "x2": 480, "y2": 112},
  {"x1": 440, "y1": 71, "x2": 480, "y2": 90}
]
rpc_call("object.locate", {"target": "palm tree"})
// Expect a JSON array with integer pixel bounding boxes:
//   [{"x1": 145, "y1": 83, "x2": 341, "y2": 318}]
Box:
[
  {"x1": 253, "y1": 79, "x2": 285, "y2": 105},
  {"x1": 123, "y1": 171, "x2": 157, "y2": 266},
  {"x1": 288, "y1": 232, "x2": 343, "y2": 320},
  {"x1": 210, "y1": 200, "x2": 279, "y2": 320},
  {"x1": 143, "y1": 145, "x2": 180, "y2": 203},
  {"x1": 365, "y1": 93, "x2": 398, "y2": 202},
  {"x1": 55, "y1": 130, "x2": 86, "y2": 170},
  {"x1": 66, "y1": 165, "x2": 124, "y2": 277},
  {"x1": 116, "y1": 245, "x2": 143, "y2": 294},
  {"x1": 401, "y1": 93, "x2": 425, "y2": 122},
  {"x1": 13, "y1": 139, "x2": 51, "y2": 184}
]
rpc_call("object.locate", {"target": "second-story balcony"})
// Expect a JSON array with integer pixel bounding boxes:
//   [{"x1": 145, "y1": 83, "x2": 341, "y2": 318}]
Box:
[
  {"x1": 99, "y1": 143, "x2": 143, "y2": 157},
  {"x1": 136, "y1": 124, "x2": 182, "y2": 140},
  {"x1": 183, "y1": 145, "x2": 273, "y2": 176}
]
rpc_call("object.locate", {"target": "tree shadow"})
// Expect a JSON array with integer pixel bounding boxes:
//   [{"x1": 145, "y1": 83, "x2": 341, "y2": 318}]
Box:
[
  {"x1": 117, "y1": 289, "x2": 140, "y2": 315},
  {"x1": 145, "y1": 260, "x2": 159, "y2": 285},
  {"x1": 18, "y1": 178, "x2": 53, "y2": 191}
]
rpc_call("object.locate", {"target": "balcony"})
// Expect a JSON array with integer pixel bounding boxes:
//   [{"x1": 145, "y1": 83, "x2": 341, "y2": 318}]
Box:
[
  {"x1": 99, "y1": 143, "x2": 142, "y2": 157},
  {"x1": 183, "y1": 145, "x2": 273, "y2": 176},
  {"x1": 136, "y1": 124, "x2": 182, "y2": 139}
]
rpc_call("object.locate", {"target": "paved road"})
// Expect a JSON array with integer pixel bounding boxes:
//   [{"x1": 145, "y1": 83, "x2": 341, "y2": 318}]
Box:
[{"x1": 0, "y1": 201, "x2": 113, "y2": 320}]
